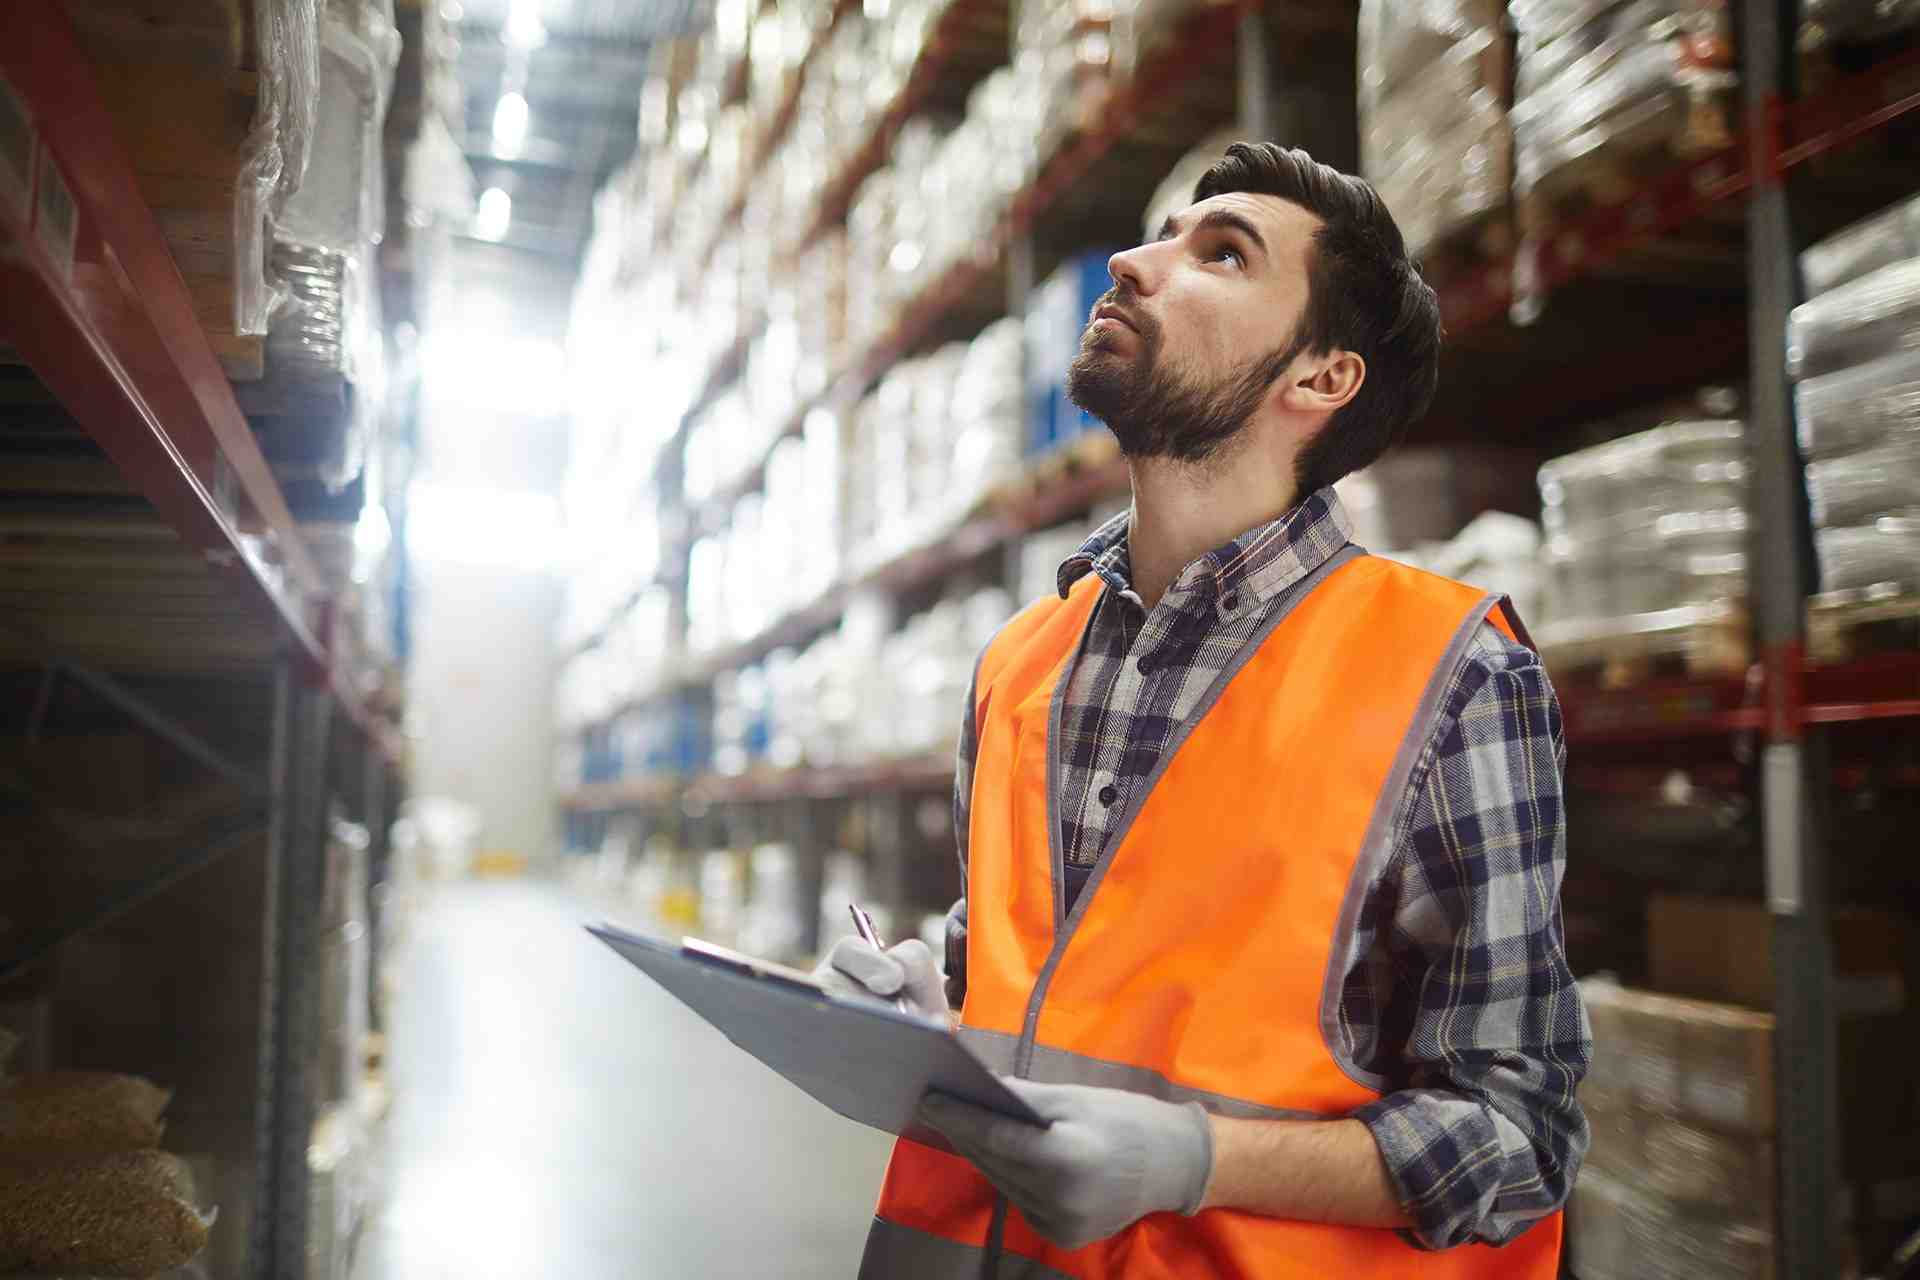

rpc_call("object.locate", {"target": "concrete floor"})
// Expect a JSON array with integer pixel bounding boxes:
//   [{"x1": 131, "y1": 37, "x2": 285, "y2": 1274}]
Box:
[{"x1": 356, "y1": 880, "x2": 892, "y2": 1279}]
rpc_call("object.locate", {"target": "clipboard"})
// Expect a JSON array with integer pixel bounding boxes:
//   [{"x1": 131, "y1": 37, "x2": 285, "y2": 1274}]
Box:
[{"x1": 587, "y1": 922, "x2": 1048, "y2": 1137}]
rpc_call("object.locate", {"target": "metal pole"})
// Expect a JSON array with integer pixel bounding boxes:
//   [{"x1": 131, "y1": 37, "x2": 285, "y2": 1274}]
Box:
[
  {"x1": 1743, "y1": 0, "x2": 1836, "y2": 1267},
  {"x1": 1237, "y1": 10, "x2": 1272, "y2": 140},
  {"x1": 252, "y1": 657, "x2": 334, "y2": 1278}
]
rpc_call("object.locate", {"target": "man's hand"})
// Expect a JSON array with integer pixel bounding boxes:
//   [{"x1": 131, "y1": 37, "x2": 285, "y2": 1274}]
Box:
[
  {"x1": 810, "y1": 937, "x2": 948, "y2": 1021},
  {"x1": 919, "y1": 1079, "x2": 1214, "y2": 1250}
]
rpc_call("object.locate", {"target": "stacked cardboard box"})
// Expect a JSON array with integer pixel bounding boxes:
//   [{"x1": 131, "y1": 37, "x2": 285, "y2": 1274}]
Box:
[{"x1": 1572, "y1": 897, "x2": 1919, "y2": 1278}]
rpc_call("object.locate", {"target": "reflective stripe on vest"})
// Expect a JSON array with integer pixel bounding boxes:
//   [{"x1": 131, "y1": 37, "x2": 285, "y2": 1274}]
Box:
[{"x1": 866, "y1": 551, "x2": 1562, "y2": 1278}]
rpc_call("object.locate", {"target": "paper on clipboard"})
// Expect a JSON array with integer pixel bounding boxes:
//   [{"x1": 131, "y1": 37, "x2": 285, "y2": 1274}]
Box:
[{"x1": 586, "y1": 923, "x2": 1047, "y2": 1137}]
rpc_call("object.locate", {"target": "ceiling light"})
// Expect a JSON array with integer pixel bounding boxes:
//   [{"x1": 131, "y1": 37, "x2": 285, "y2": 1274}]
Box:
[
  {"x1": 474, "y1": 187, "x2": 512, "y2": 241},
  {"x1": 491, "y1": 92, "x2": 529, "y2": 157},
  {"x1": 503, "y1": 0, "x2": 546, "y2": 48}
]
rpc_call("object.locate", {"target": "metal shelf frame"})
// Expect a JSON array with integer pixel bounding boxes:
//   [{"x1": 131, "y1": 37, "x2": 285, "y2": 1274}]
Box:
[
  {"x1": 559, "y1": 0, "x2": 1920, "y2": 1270},
  {"x1": 0, "y1": 1, "x2": 399, "y2": 762},
  {"x1": 3, "y1": 8, "x2": 410, "y2": 1277}
]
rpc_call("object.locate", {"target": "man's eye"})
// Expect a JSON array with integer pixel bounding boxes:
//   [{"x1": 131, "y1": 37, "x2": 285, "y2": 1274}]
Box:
[{"x1": 1209, "y1": 246, "x2": 1243, "y2": 267}]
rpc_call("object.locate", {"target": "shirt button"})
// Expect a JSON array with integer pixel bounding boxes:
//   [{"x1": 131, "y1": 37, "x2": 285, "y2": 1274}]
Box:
[
  {"x1": 1136, "y1": 654, "x2": 1153, "y2": 675},
  {"x1": 1222, "y1": 592, "x2": 1241, "y2": 611},
  {"x1": 1097, "y1": 785, "x2": 1118, "y2": 806}
]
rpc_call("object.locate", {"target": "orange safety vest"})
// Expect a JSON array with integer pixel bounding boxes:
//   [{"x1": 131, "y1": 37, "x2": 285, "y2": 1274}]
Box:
[{"x1": 860, "y1": 549, "x2": 1564, "y2": 1279}]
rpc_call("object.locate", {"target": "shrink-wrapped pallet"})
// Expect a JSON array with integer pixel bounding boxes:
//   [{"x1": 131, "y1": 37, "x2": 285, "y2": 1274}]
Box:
[
  {"x1": 1358, "y1": 0, "x2": 1512, "y2": 257},
  {"x1": 1791, "y1": 214, "x2": 1920, "y2": 607},
  {"x1": 1801, "y1": 194, "x2": 1920, "y2": 299},
  {"x1": 1787, "y1": 258, "x2": 1920, "y2": 382},
  {"x1": 1510, "y1": 0, "x2": 1735, "y2": 226},
  {"x1": 1536, "y1": 418, "x2": 1747, "y2": 630}
]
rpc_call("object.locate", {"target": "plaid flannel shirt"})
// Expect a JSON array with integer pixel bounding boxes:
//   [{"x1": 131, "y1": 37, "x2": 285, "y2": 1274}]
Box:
[{"x1": 945, "y1": 487, "x2": 1590, "y2": 1251}]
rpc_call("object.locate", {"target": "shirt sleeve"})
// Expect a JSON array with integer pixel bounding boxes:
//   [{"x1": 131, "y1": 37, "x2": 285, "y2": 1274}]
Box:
[
  {"x1": 945, "y1": 655, "x2": 981, "y2": 1012},
  {"x1": 1351, "y1": 641, "x2": 1592, "y2": 1251}
]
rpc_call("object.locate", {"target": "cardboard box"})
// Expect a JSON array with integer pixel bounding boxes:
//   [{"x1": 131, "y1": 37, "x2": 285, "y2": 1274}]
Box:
[{"x1": 1649, "y1": 894, "x2": 1910, "y2": 1012}]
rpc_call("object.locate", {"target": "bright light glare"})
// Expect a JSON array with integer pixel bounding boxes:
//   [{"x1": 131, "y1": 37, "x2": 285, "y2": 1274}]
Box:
[
  {"x1": 491, "y1": 92, "x2": 530, "y2": 157},
  {"x1": 503, "y1": 0, "x2": 546, "y2": 47},
  {"x1": 474, "y1": 187, "x2": 512, "y2": 241},
  {"x1": 421, "y1": 330, "x2": 565, "y2": 415},
  {"x1": 353, "y1": 503, "x2": 392, "y2": 583},
  {"x1": 409, "y1": 485, "x2": 563, "y2": 572}
]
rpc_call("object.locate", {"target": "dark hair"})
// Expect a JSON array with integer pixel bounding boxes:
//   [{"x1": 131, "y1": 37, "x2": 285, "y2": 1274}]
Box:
[{"x1": 1192, "y1": 142, "x2": 1440, "y2": 497}]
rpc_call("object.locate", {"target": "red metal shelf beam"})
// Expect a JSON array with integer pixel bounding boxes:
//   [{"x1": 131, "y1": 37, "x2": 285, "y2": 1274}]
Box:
[
  {"x1": 0, "y1": 2, "x2": 395, "y2": 760},
  {"x1": 1435, "y1": 46, "x2": 1920, "y2": 332},
  {"x1": 1558, "y1": 649, "x2": 1920, "y2": 745}
]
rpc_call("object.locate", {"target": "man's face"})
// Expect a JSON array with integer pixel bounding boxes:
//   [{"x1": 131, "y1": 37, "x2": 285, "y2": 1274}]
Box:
[{"x1": 1067, "y1": 192, "x2": 1321, "y2": 464}]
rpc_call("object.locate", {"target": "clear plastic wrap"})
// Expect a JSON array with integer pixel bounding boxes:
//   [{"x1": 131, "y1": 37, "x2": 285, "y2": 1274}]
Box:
[
  {"x1": 1537, "y1": 419, "x2": 1747, "y2": 627},
  {"x1": 1569, "y1": 1168, "x2": 1774, "y2": 1280},
  {"x1": 1361, "y1": 0, "x2": 1505, "y2": 86},
  {"x1": 1510, "y1": 0, "x2": 1735, "y2": 204},
  {"x1": 1358, "y1": 0, "x2": 1511, "y2": 255},
  {"x1": 1787, "y1": 257, "x2": 1920, "y2": 381},
  {"x1": 1794, "y1": 347, "x2": 1920, "y2": 459},
  {"x1": 1803, "y1": 0, "x2": 1920, "y2": 44},
  {"x1": 237, "y1": 0, "x2": 321, "y2": 335},
  {"x1": 1800, "y1": 194, "x2": 1920, "y2": 299},
  {"x1": 1579, "y1": 975, "x2": 1777, "y2": 1134},
  {"x1": 1816, "y1": 517, "x2": 1920, "y2": 593},
  {"x1": 1806, "y1": 439, "x2": 1920, "y2": 526}
]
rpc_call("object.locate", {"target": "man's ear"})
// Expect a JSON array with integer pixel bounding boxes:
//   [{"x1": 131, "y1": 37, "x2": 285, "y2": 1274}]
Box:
[{"x1": 1279, "y1": 351, "x2": 1365, "y2": 415}]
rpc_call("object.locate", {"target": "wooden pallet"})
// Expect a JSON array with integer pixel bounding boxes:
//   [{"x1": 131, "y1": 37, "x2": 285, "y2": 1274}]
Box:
[
  {"x1": 1809, "y1": 588, "x2": 1920, "y2": 665},
  {"x1": 1538, "y1": 602, "x2": 1752, "y2": 690},
  {"x1": 1516, "y1": 89, "x2": 1743, "y2": 250},
  {"x1": 1417, "y1": 206, "x2": 1520, "y2": 290}
]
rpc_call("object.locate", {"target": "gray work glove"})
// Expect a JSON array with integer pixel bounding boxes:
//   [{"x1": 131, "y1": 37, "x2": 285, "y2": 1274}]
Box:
[
  {"x1": 919, "y1": 1078, "x2": 1215, "y2": 1250},
  {"x1": 810, "y1": 936, "x2": 949, "y2": 1021}
]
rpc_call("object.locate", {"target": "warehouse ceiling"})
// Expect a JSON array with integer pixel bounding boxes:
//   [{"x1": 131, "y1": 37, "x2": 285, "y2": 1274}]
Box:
[{"x1": 446, "y1": 0, "x2": 704, "y2": 261}]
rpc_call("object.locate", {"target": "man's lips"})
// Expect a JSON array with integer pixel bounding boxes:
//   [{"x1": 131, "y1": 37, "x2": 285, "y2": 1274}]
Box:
[{"x1": 1091, "y1": 303, "x2": 1138, "y2": 333}]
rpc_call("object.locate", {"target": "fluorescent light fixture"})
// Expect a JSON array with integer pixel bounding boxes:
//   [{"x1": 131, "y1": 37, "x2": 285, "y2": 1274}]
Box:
[
  {"x1": 474, "y1": 186, "x2": 511, "y2": 241},
  {"x1": 491, "y1": 91, "x2": 529, "y2": 157},
  {"x1": 408, "y1": 485, "x2": 564, "y2": 572},
  {"x1": 503, "y1": 0, "x2": 546, "y2": 48}
]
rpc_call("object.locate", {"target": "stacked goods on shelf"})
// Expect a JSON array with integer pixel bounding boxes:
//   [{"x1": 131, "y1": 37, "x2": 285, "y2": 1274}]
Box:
[
  {"x1": 1357, "y1": 0, "x2": 1514, "y2": 262},
  {"x1": 1534, "y1": 403, "x2": 1751, "y2": 681},
  {"x1": 1789, "y1": 195, "x2": 1920, "y2": 659},
  {"x1": 63, "y1": 0, "x2": 278, "y2": 383},
  {"x1": 1508, "y1": 0, "x2": 1736, "y2": 233},
  {"x1": 1570, "y1": 978, "x2": 1780, "y2": 1280},
  {"x1": 1571, "y1": 898, "x2": 1920, "y2": 1275},
  {"x1": 255, "y1": 0, "x2": 400, "y2": 499},
  {"x1": 0, "y1": 1060, "x2": 213, "y2": 1274},
  {"x1": 1025, "y1": 250, "x2": 1121, "y2": 459}
]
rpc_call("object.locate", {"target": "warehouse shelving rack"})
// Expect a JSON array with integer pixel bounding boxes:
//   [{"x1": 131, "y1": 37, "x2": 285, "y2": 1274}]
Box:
[
  {"x1": 1, "y1": 4, "x2": 406, "y2": 1276},
  {"x1": 559, "y1": 0, "x2": 1920, "y2": 1270}
]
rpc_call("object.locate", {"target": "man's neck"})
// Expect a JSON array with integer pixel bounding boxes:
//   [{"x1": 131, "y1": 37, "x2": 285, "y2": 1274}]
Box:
[{"x1": 1124, "y1": 450, "x2": 1301, "y2": 611}]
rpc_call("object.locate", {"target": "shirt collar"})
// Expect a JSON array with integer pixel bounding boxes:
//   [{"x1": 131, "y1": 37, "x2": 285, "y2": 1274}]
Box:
[{"x1": 1056, "y1": 486, "x2": 1356, "y2": 621}]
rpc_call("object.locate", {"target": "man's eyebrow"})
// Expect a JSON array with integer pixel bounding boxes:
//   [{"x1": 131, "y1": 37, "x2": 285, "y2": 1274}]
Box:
[
  {"x1": 1191, "y1": 208, "x2": 1267, "y2": 258},
  {"x1": 1155, "y1": 208, "x2": 1268, "y2": 257}
]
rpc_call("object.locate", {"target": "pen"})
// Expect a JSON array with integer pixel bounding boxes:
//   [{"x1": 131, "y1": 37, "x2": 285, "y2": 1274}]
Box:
[{"x1": 848, "y1": 902, "x2": 913, "y2": 1014}]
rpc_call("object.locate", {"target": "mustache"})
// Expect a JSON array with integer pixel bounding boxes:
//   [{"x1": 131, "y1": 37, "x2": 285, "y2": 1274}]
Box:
[{"x1": 1087, "y1": 287, "x2": 1158, "y2": 343}]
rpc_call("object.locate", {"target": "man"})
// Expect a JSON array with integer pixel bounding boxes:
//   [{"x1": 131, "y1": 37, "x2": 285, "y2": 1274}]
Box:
[{"x1": 817, "y1": 143, "x2": 1589, "y2": 1278}]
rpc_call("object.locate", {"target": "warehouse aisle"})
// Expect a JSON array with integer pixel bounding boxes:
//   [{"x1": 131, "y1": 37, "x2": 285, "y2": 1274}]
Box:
[{"x1": 355, "y1": 879, "x2": 893, "y2": 1280}]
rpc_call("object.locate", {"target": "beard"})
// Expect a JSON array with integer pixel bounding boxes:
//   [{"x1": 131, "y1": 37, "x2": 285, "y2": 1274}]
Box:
[{"x1": 1066, "y1": 292, "x2": 1304, "y2": 466}]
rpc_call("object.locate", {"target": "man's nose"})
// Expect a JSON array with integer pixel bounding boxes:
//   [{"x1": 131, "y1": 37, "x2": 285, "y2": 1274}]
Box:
[{"x1": 1108, "y1": 243, "x2": 1153, "y2": 296}]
